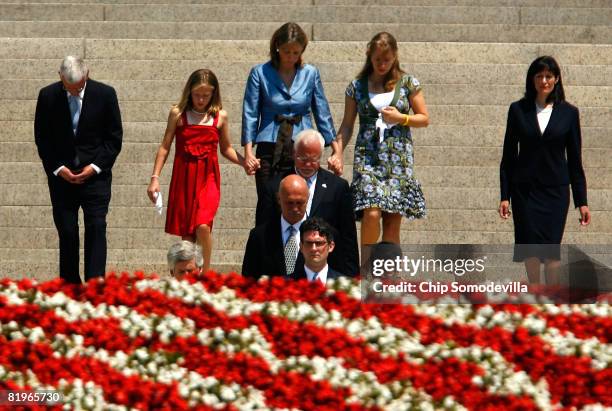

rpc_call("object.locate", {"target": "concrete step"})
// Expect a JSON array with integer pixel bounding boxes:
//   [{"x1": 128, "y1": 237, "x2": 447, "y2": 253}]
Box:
[
  {"x1": 4, "y1": 139, "x2": 611, "y2": 167},
  {"x1": 314, "y1": 0, "x2": 612, "y2": 6},
  {"x1": 2, "y1": 4, "x2": 609, "y2": 25},
  {"x1": 3, "y1": 161, "x2": 612, "y2": 189},
  {"x1": 4, "y1": 118, "x2": 612, "y2": 149},
  {"x1": 3, "y1": 39, "x2": 612, "y2": 66},
  {"x1": 315, "y1": 23, "x2": 611, "y2": 43},
  {"x1": 3, "y1": 60, "x2": 610, "y2": 87},
  {"x1": 0, "y1": 21, "x2": 310, "y2": 41},
  {"x1": 3, "y1": 201, "x2": 612, "y2": 232},
  {"x1": 7, "y1": 0, "x2": 612, "y2": 6},
  {"x1": 4, "y1": 79, "x2": 612, "y2": 108},
  {"x1": 1, "y1": 21, "x2": 609, "y2": 43},
  {"x1": 2, "y1": 100, "x2": 610, "y2": 128},
  {"x1": 1, "y1": 226, "x2": 607, "y2": 254}
]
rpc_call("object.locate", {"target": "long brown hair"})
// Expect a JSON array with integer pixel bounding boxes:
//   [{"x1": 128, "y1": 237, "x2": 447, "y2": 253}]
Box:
[
  {"x1": 176, "y1": 69, "x2": 222, "y2": 116},
  {"x1": 357, "y1": 32, "x2": 405, "y2": 91},
  {"x1": 269, "y1": 22, "x2": 308, "y2": 69}
]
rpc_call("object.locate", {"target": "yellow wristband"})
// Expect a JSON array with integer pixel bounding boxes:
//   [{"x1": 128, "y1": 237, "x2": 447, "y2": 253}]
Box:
[{"x1": 402, "y1": 115, "x2": 410, "y2": 127}]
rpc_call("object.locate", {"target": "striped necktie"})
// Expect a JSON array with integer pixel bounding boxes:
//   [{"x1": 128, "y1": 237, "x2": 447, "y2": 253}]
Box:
[
  {"x1": 284, "y1": 226, "x2": 298, "y2": 275},
  {"x1": 68, "y1": 95, "x2": 80, "y2": 134}
]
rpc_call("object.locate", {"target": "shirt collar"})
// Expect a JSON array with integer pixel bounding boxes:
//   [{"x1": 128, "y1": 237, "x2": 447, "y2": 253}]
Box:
[
  {"x1": 304, "y1": 264, "x2": 328, "y2": 284},
  {"x1": 66, "y1": 81, "x2": 87, "y2": 100},
  {"x1": 280, "y1": 214, "x2": 305, "y2": 235},
  {"x1": 295, "y1": 169, "x2": 318, "y2": 186}
]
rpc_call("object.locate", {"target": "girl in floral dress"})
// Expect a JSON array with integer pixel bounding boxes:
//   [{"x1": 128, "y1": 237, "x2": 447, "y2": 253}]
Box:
[
  {"x1": 147, "y1": 69, "x2": 247, "y2": 272},
  {"x1": 336, "y1": 32, "x2": 430, "y2": 251}
]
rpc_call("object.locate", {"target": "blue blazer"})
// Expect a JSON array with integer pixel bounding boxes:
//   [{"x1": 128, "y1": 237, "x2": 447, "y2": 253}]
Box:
[
  {"x1": 500, "y1": 99, "x2": 587, "y2": 207},
  {"x1": 241, "y1": 62, "x2": 336, "y2": 146}
]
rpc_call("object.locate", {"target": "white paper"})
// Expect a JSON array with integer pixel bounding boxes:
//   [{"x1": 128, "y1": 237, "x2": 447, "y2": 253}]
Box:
[
  {"x1": 370, "y1": 92, "x2": 397, "y2": 143},
  {"x1": 154, "y1": 191, "x2": 163, "y2": 215}
]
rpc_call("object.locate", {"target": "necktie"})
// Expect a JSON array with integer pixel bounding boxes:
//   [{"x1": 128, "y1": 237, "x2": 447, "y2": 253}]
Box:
[
  {"x1": 284, "y1": 226, "x2": 298, "y2": 275},
  {"x1": 68, "y1": 95, "x2": 80, "y2": 134}
]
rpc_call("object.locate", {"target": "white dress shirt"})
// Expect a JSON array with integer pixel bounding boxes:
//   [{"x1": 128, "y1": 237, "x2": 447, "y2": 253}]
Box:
[
  {"x1": 536, "y1": 103, "x2": 553, "y2": 134},
  {"x1": 302, "y1": 171, "x2": 317, "y2": 217},
  {"x1": 304, "y1": 264, "x2": 328, "y2": 285}
]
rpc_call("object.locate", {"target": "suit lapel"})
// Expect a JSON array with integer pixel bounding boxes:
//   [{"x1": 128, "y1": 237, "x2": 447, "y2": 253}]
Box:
[
  {"x1": 76, "y1": 81, "x2": 94, "y2": 138},
  {"x1": 56, "y1": 83, "x2": 74, "y2": 132},
  {"x1": 263, "y1": 63, "x2": 291, "y2": 98},
  {"x1": 526, "y1": 101, "x2": 542, "y2": 138},
  {"x1": 541, "y1": 102, "x2": 561, "y2": 139},
  {"x1": 309, "y1": 170, "x2": 326, "y2": 216},
  {"x1": 270, "y1": 218, "x2": 287, "y2": 274}
]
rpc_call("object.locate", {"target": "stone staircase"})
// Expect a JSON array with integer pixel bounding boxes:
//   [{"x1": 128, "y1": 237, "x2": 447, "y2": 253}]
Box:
[{"x1": 0, "y1": 0, "x2": 610, "y2": 281}]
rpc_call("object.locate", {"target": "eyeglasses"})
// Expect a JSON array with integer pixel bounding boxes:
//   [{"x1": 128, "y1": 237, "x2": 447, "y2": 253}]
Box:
[
  {"x1": 303, "y1": 240, "x2": 329, "y2": 248},
  {"x1": 296, "y1": 156, "x2": 320, "y2": 164}
]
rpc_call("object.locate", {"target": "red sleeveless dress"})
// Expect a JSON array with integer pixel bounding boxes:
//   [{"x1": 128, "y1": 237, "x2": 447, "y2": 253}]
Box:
[{"x1": 165, "y1": 112, "x2": 221, "y2": 236}]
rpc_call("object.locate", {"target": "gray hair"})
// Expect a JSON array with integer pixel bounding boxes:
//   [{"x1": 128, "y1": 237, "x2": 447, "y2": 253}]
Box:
[
  {"x1": 294, "y1": 129, "x2": 324, "y2": 152},
  {"x1": 167, "y1": 241, "x2": 203, "y2": 271},
  {"x1": 59, "y1": 56, "x2": 88, "y2": 84}
]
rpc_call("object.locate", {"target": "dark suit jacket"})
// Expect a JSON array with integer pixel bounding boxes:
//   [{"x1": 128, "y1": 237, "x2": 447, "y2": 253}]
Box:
[
  {"x1": 255, "y1": 168, "x2": 359, "y2": 276},
  {"x1": 242, "y1": 217, "x2": 305, "y2": 279},
  {"x1": 500, "y1": 99, "x2": 587, "y2": 207},
  {"x1": 34, "y1": 79, "x2": 123, "y2": 176},
  {"x1": 288, "y1": 264, "x2": 345, "y2": 282}
]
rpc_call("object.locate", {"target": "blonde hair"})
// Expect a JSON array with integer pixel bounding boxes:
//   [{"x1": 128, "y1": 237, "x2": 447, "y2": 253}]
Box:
[{"x1": 176, "y1": 69, "x2": 222, "y2": 116}]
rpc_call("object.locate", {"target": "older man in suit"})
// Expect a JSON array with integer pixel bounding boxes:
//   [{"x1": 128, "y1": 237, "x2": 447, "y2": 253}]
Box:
[
  {"x1": 290, "y1": 217, "x2": 345, "y2": 284},
  {"x1": 34, "y1": 56, "x2": 123, "y2": 283},
  {"x1": 242, "y1": 175, "x2": 308, "y2": 279},
  {"x1": 255, "y1": 129, "x2": 359, "y2": 276}
]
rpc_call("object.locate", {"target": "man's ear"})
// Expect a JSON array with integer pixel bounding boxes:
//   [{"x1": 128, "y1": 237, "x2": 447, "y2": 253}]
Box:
[{"x1": 328, "y1": 240, "x2": 335, "y2": 253}]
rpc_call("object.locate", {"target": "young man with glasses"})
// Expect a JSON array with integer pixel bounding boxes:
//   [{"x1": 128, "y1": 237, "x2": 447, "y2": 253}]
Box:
[{"x1": 290, "y1": 217, "x2": 345, "y2": 284}]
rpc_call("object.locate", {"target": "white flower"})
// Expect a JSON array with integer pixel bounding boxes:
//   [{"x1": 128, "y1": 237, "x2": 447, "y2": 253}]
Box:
[{"x1": 219, "y1": 386, "x2": 236, "y2": 402}]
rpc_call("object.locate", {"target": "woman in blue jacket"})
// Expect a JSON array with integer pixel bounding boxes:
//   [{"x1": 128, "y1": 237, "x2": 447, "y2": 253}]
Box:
[{"x1": 241, "y1": 22, "x2": 342, "y2": 201}]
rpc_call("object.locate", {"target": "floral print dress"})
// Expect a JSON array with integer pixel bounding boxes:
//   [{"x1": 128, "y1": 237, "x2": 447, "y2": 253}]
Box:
[{"x1": 346, "y1": 75, "x2": 426, "y2": 220}]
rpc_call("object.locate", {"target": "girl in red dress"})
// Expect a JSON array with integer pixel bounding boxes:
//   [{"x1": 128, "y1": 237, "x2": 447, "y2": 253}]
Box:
[{"x1": 147, "y1": 69, "x2": 247, "y2": 272}]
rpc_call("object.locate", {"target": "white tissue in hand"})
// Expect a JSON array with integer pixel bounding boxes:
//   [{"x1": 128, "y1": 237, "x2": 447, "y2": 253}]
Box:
[{"x1": 154, "y1": 192, "x2": 163, "y2": 215}]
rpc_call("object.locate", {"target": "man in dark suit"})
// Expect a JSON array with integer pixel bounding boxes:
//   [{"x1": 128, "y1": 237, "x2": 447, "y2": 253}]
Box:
[
  {"x1": 242, "y1": 175, "x2": 308, "y2": 279},
  {"x1": 255, "y1": 129, "x2": 359, "y2": 276},
  {"x1": 34, "y1": 56, "x2": 123, "y2": 283},
  {"x1": 289, "y1": 217, "x2": 345, "y2": 284}
]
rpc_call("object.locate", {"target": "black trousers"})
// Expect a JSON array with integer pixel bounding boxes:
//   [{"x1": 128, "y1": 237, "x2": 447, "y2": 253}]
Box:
[
  {"x1": 254, "y1": 142, "x2": 295, "y2": 201},
  {"x1": 48, "y1": 172, "x2": 111, "y2": 284}
]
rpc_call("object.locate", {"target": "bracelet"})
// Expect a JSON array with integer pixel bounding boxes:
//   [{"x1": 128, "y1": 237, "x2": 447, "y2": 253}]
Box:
[
  {"x1": 151, "y1": 175, "x2": 159, "y2": 179},
  {"x1": 401, "y1": 115, "x2": 410, "y2": 127}
]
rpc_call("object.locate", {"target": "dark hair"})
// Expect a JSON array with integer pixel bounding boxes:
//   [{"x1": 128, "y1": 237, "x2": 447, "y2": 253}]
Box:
[
  {"x1": 525, "y1": 56, "x2": 565, "y2": 104},
  {"x1": 357, "y1": 32, "x2": 405, "y2": 92},
  {"x1": 176, "y1": 69, "x2": 222, "y2": 116},
  {"x1": 300, "y1": 217, "x2": 335, "y2": 244},
  {"x1": 269, "y1": 22, "x2": 308, "y2": 69}
]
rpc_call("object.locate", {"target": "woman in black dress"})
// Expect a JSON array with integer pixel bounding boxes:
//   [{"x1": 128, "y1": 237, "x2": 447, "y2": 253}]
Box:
[{"x1": 499, "y1": 56, "x2": 591, "y2": 284}]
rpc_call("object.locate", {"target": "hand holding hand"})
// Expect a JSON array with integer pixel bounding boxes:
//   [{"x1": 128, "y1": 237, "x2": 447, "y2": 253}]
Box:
[
  {"x1": 327, "y1": 154, "x2": 343, "y2": 176},
  {"x1": 58, "y1": 167, "x2": 80, "y2": 184},
  {"x1": 244, "y1": 153, "x2": 260, "y2": 176},
  {"x1": 579, "y1": 205, "x2": 591, "y2": 226},
  {"x1": 381, "y1": 106, "x2": 404, "y2": 124},
  {"x1": 498, "y1": 200, "x2": 511, "y2": 219},
  {"x1": 73, "y1": 165, "x2": 96, "y2": 184}
]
